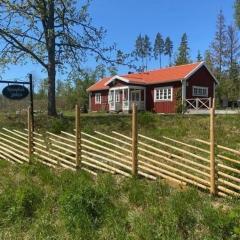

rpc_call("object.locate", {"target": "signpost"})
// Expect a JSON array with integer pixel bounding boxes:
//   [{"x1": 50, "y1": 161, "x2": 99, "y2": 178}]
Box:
[
  {"x1": 2, "y1": 85, "x2": 29, "y2": 100},
  {"x1": 0, "y1": 74, "x2": 34, "y2": 130}
]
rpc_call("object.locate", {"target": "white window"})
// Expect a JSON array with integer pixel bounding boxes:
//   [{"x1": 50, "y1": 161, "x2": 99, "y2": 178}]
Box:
[
  {"x1": 95, "y1": 93, "x2": 101, "y2": 104},
  {"x1": 154, "y1": 87, "x2": 173, "y2": 101},
  {"x1": 192, "y1": 86, "x2": 208, "y2": 97},
  {"x1": 123, "y1": 90, "x2": 128, "y2": 101},
  {"x1": 108, "y1": 91, "x2": 113, "y2": 102}
]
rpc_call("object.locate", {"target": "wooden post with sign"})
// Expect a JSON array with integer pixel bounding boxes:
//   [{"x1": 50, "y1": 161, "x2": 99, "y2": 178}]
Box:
[
  {"x1": 210, "y1": 98, "x2": 216, "y2": 195},
  {"x1": 132, "y1": 103, "x2": 138, "y2": 176},
  {"x1": 75, "y1": 104, "x2": 81, "y2": 169},
  {"x1": 28, "y1": 106, "x2": 33, "y2": 163}
]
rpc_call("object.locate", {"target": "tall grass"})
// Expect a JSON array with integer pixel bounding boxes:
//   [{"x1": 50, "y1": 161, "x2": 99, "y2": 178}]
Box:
[{"x1": 0, "y1": 160, "x2": 239, "y2": 239}]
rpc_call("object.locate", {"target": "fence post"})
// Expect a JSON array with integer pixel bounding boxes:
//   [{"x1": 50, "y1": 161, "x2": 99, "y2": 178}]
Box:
[
  {"x1": 75, "y1": 104, "x2": 81, "y2": 169},
  {"x1": 210, "y1": 98, "x2": 216, "y2": 195},
  {"x1": 132, "y1": 103, "x2": 138, "y2": 176},
  {"x1": 28, "y1": 106, "x2": 33, "y2": 163}
]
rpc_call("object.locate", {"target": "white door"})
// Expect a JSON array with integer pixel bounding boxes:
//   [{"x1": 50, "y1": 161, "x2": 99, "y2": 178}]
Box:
[
  {"x1": 131, "y1": 90, "x2": 141, "y2": 108},
  {"x1": 109, "y1": 91, "x2": 115, "y2": 111}
]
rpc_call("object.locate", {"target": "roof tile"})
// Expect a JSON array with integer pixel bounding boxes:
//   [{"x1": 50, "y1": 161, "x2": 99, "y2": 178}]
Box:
[{"x1": 87, "y1": 62, "x2": 202, "y2": 92}]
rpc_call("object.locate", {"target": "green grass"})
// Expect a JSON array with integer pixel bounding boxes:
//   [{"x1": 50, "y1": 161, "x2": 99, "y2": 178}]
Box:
[
  {"x1": 0, "y1": 112, "x2": 239, "y2": 239},
  {"x1": 0, "y1": 111, "x2": 239, "y2": 148},
  {"x1": 0, "y1": 161, "x2": 239, "y2": 240}
]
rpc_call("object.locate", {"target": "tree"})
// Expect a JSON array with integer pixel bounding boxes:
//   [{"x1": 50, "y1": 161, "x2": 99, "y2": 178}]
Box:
[
  {"x1": 0, "y1": 1, "x2": 120, "y2": 116},
  {"x1": 175, "y1": 33, "x2": 190, "y2": 65},
  {"x1": 143, "y1": 35, "x2": 152, "y2": 70},
  {"x1": 196, "y1": 50, "x2": 203, "y2": 62},
  {"x1": 135, "y1": 34, "x2": 145, "y2": 71},
  {"x1": 204, "y1": 50, "x2": 214, "y2": 72},
  {"x1": 164, "y1": 37, "x2": 173, "y2": 66},
  {"x1": 226, "y1": 24, "x2": 240, "y2": 69},
  {"x1": 228, "y1": 61, "x2": 240, "y2": 100},
  {"x1": 134, "y1": 34, "x2": 152, "y2": 71},
  {"x1": 234, "y1": 0, "x2": 240, "y2": 29},
  {"x1": 210, "y1": 10, "x2": 228, "y2": 78},
  {"x1": 153, "y1": 33, "x2": 164, "y2": 68}
]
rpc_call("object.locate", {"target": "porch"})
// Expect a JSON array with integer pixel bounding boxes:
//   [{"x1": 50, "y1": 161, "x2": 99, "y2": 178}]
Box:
[
  {"x1": 108, "y1": 86, "x2": 146, "y2": 112},
  {"x1": 185, "y1": 98, "x2": 212, "y2": 110}
]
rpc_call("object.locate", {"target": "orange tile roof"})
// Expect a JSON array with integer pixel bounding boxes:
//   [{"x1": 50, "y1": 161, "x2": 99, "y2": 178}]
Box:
[{"x1": 87, "y1": 62, "x2": 202, "y2": 92}]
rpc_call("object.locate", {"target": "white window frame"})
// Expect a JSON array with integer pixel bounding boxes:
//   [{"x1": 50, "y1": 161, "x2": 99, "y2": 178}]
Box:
[
  {"x1": 192, "y1": 86, "x2": 208, "y2": 97},
  {"x1": 95, "y1": 93, "x2": 101, "y2": 104},
  {"x1": 154, "y1": 86, "x2": 173, "y2": 102},
  {"x1": 108, "y1": 91, "x2": 113, "y2": 102}
]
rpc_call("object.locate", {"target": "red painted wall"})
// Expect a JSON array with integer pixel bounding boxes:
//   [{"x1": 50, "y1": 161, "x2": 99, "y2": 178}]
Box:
[
  {"x1": 146, "y1": 81, "x2": 181, "y2": 113},
  {"x1": 186, "y1": 66, "x2": 215, "y2": 99},
  {"x1": 89, "y1": 66, "x2": 216, "y2": 113},
  {"x1": 90, "y1": 90, "x2": 109, "y2": 112}
]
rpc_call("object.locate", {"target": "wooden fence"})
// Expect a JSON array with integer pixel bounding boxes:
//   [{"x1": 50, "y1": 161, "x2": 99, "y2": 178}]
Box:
[{"x1": 0, "y1": 103, "x2": 239, "y2": 198}]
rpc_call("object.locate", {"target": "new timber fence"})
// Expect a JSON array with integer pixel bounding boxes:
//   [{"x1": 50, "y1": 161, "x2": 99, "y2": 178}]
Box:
[{"x1": 0, "y1": 103, "x2": 239, "y2": 198}]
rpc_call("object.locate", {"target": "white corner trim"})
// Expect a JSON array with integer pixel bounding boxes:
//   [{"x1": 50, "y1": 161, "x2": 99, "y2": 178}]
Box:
[
  {"x1": 184, "y1": 61, "x2": 204, "y2": 80},
  {"x1": 104, "y1": 75, "x2": 129, "y2": 86},
  {"x1": 202, "y1": 63, "x2": 219, "y2": 85},
  {"x1": 184, "y1": 61, "x2": 219, "y2": 84}
]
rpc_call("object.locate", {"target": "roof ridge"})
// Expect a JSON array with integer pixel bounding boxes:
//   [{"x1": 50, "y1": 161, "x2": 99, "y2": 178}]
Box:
[{"x1": 120, "y1": 61, "x2": 203, "y2": 77}]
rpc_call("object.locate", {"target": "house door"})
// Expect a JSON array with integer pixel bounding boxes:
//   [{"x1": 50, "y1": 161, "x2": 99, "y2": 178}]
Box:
[
  {"x1": 131, "y1": 90, "x2": 141, "y2": 108},
  {"x1": 109, "y1": 91, "x2": 115, "y2": 111}
]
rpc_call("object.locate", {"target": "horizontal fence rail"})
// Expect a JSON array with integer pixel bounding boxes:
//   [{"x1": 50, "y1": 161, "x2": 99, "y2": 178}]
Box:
[{"x1": 0, "y1": 103, "x2": 239, "y2": 198}]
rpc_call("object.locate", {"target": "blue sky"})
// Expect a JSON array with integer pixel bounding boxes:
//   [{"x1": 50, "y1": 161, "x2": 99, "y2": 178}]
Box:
[{"x1": 0, "y1": 0, "x2": 236, "y2": 84}]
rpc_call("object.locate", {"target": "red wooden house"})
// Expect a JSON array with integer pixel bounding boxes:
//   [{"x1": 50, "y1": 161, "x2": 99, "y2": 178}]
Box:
[{"x1": 87, "y1": 62, "x2": 218, "y2": 113}]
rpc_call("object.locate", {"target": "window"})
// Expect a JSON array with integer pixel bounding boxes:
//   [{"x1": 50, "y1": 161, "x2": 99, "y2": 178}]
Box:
[
  {"x1": 154, "y1": 87, "x2": 173, "y2": 101},
  {"x1": 108, "y1": 91, "x2": 114, "y2": 102},
  {"x1": 95, "y1": 93, "x2": 101, "y2": 104},
  {"x1": 123, "y1": 90, "x2": 128, "y2": 101},
  {"x1": 115, "y1": 92, "x2": 120, "y2": 102},
  {"x1": 192, "y1": 86, "x2": 208, "y2": 97}
]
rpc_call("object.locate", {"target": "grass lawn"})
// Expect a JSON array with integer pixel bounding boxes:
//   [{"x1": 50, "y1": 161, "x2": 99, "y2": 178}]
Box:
[
  {"x1": 0, "y1": 160, "x2": 239, "y2": 240},
  {"x1": 0, "y1": 112, "x2": 239, "y2": 239},
  {"x1": 0, "y1": 111, "x2": 239, "y2": 148}
]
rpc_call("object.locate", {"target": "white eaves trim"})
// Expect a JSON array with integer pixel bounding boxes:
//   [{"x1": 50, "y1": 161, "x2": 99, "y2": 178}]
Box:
[
  {"x1": 104, "y1": 75, "x2": 129, "y2": 86},
  {"x1": 184, "y1": 61, "x2": 219, "y2": 84}
]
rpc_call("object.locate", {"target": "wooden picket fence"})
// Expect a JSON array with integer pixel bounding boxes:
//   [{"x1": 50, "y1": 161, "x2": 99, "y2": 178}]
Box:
[{"x1": 0, "y1": 103, "x2": 239, "y2": 198}]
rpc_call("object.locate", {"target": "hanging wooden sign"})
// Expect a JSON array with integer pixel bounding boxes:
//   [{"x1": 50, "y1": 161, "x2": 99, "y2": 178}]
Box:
[{"x1": 2, "y1": 84, "x2": 29, "y2": 100}]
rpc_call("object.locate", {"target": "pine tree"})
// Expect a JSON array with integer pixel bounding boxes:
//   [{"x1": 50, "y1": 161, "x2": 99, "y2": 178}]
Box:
[
  {"x1": 135, "y1": 34, "x2": 145, "y2": 70},
  {"x1": 196, "y1": 50, "x2": 203, "y2": 62},
  {"x1": 143, "y1": 34, "x2": 152, "y2": 70},
  {"x1": 204, "y1": 50, "x2": 214, "y2": 72},
  {"x1": 211, "y1": 10, "x2": 228, "y2": 78},
  {"x1": 154, "y1": 33, "x2": 165, "y2": 68},
  {"x1": 164, "y1": 37, "x2": 173, "y2": 66},
  {"x1": 226, "y1": 24, "x2": 240, "y2": 69},
  {"x1": 175, "y1": 33, "x2": 190, "y2": 65}
]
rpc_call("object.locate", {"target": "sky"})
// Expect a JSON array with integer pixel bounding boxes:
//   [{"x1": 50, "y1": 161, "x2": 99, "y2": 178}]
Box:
[{"x1": 0, "y1": 0, "x2": 236, "y2": 84}]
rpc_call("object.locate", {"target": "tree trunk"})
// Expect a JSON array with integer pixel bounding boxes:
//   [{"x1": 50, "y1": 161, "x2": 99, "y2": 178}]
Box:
[
  {"x1": 47, "y1": 0, "x2": 57, "y2": 116},
  {"x1": 48, "y1": 67, "x2": 57, "y2": 116}
]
